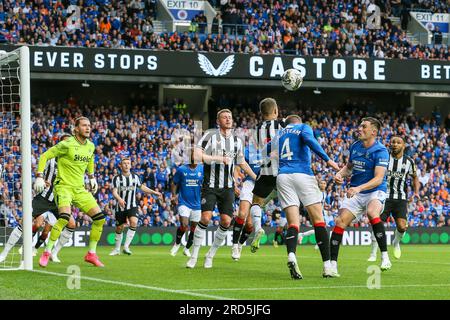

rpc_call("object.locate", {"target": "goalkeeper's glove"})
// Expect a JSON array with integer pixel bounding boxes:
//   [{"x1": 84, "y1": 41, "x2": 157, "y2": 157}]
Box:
[
  {"x1": 90, "y1": 178, "x2": 98, "y2": 194},
  {"x1": 34, "y1": 176, "x2": 46, "y2": 194}
]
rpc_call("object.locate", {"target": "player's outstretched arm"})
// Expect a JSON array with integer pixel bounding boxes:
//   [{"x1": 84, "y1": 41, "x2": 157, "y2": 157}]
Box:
[
  {"x1": 335, "y1": 164, "x2": 353, "y2": 184},
  {"x1": 140, "y1": 184, "x2": 163, "y2": 200},
  {"x1": 237, "y1": 159, "x2": 257, "y2": 181},
  {"x1": 302, "y1": 125, "x2": 340, "y2": 171}
]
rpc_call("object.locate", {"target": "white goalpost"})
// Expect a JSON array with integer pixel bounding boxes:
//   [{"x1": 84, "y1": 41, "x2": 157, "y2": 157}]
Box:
[{"x1": 0, "y1": 46, "x2": 32, "y2": 271}]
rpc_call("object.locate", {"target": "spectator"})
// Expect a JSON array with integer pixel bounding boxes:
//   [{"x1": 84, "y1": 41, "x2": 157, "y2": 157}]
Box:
[{"x1": 433, "y1": 26, "x2": 443, "y2": 45}]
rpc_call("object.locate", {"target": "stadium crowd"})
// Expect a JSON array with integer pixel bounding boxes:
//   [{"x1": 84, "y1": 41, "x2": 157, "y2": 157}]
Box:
[
  {"x1": 0, "y1": 96, "x2": 449, "y2": 230},
  {"x1": 0, "y1": 0, "x2": 449, "y2": 59}
]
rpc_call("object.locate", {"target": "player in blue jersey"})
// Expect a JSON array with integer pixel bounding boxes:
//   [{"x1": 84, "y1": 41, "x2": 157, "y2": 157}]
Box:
[
  {"x1": 170, "y1": 150, "x2": 203, "y2": 257},
  {"x1": 274, "y1": 115, "x2": 340, "y2": 279},
  {"x1": 231, "y1": 143, "x2": 261, "y2": 260},
  {"x1": 330, "y1": 117, "x2": 392, "y2": 276}
]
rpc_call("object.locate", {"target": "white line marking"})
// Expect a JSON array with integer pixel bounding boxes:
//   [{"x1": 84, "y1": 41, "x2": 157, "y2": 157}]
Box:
[
  {"x1": 31, "y1": 269, "x2": 235, "y2": 300},
  {"x1": 183, "y1": 283, "x2": 450, "y2": 292}
]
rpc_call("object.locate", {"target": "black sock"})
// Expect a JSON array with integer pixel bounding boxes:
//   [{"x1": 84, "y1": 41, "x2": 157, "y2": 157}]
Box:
[
  {"x1": 175, "y1": 226, "x2": 186, "y2": 245},
  {"x1": 371, "y1": 218, "x2": 387, "y2": 252},
  {"x1": 330, "y1": 226, "x2": 345, "y2": 261},
  {"x1": 314, "y1": 223, "x2": 330, "y2": 261},
  {"x1": 35, "y1": 234, "x2": 47, "y2": 249},
  {"x1": 239, "y1": 226, "x2": 253, "y2": 245},
  {"x1": 186, "y1": 226, "x2": 195, "y2": 249},
  {"x1": 232, "y1": 217, "x2": 245, "y2": 244},
  {"x1": 285, "y1": 225, "x2": 299, "y2": 255}
]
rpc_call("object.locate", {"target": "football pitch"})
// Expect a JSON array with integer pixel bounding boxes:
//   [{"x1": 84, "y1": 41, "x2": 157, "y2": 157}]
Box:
[{"x1": 1, "y1": 245, "x2": 449, "y2": 300}]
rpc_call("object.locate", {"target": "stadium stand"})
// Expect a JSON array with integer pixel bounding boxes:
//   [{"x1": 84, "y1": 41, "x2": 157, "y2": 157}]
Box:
[{"x1": 0, "y1": 0, "x2": 448, "y2": 59}]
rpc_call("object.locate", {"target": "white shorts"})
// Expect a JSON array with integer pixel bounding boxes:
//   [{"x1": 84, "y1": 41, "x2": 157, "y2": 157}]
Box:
[
  {"x1": 276, "y1": 173, "x2": 322, "y2": 209},
  {"x1": 340, "y1": 190, "x2": 387, "y2": 219},
  {"x1": 239, "y1": 180, "x2": 255, "y2": 203},
  {"x1": 42, "y1": 211, "x2": 57, "y2": 226},
  {"x1": 178, "y1": 205, "x2": 201, "y2": 222}
]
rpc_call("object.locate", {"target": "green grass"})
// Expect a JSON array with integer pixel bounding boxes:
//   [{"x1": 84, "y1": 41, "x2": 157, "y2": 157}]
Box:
[{"x1": 1, "y1": 245, "x2": 449, "y2": 300}]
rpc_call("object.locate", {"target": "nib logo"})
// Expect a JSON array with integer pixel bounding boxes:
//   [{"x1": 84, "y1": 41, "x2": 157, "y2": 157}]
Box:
[{"x1": 198, "y1": 54, "x2": 235, "y2": 77}]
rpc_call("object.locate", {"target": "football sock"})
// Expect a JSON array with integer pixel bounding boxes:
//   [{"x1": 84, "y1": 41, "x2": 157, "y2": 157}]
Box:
[
  {"x1": 46, "y1": 214, "x2": 70, "y2": 252},
  {"x1": 393, "y1": 229, "x2": 405, "y2": 246},
  {"x1": 175, "y1": 226, "x2": 187, "y2": 245},
  {"x1": 186, "y1": 225, "x2": 196, "y2": 249},
  {"x1": 53, "y1": 227, "x2": 74, "y2": 255},
  {"x1": 88, "y1": 213, "x2": 105, "y2": 254},
  {"x1": 1, "y1": 225, "x2": 22, "y2": 256},
  {"x1": 314, "y1": 222, "x2": 330, "y2": 262},
  {"x1": 34, "y1": 233, "x2": 48, "y2": 249},
  {"x1": 114, "y1": 232, "x2": 123, "y2": 251},
  {"x1": 275, "y1": 229, "x2": 284, "y2": 244},
  {"x1": 370, "y1": 232, "x2": 378, "y2": 256},
  {"x1": 286, "y1": 225, "x2": 299, "y2": 255},
  {"x1": 250, "y1": 205, "x2": 262, "y2": 233},
  {"x1": 209, "y1": 224, "x2": 228, "y2": 257},
  {"x1": 239, "y1": 225, "x2": 253, "y2": 245},
  {"x1": 192, "y1": 222, "x2": 207, "y2": 259},
  {"x1": 232, "y1": 216, "x2": 245, "y2": 244},
  {"x1": 330, "y1": 226, "x2": 345, "y2": 262},
  {"x1": 124, "y1": 226, "x2": 136, "y2": 249},
  {"x1": 371, "y1": 218, "x2": 387, "y2": 252}
]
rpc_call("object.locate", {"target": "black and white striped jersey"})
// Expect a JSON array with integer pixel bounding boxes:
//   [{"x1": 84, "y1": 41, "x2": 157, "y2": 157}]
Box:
[
  {"x1": 112, "y1": 173, "x2": 142, "y2": 211},
  {"x1": 40, "y1": 158, "x2": 58, "y2": 202},
  {"x1": 197, "y1": 129, "x2": 244, "y2": 189},
  {"x1": 254, "y1": 119, "x2": 285, "y2": 176},
  {"x1": 386, "y1": 155, "x2": 417, "y2": 200}
]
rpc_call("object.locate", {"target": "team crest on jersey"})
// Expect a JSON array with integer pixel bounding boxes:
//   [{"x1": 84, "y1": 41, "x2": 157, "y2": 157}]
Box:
[{"x1": 198, "y1": 172, "x2": 202, "y2": 177}]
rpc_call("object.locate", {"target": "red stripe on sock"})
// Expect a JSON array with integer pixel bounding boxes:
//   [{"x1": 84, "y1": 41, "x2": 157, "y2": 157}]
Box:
[
  {"x1": 333, "y1": 226, "x2": 345, "y2": 235},
  {"x1": 288, "y1": 224, "x2": 299, "y2": 232},
  {"x1": 370, "y1": 217, "x2": 381, "y2": 225},
  {"x1": 179, "y1": 226, "x2": 187, "y2": 232},
  {"x1": 32, "y1": 225, "x2": 38, "y2": 233},
  {"x1": 190, "y1": 225, "x2": 196, "y2": 232},
  {"x1": 314, "y1": 222, "x2": 326, "y2": 228},
  {"x1": 235, "y1": 217, "x2": 245, "y2": 225}
]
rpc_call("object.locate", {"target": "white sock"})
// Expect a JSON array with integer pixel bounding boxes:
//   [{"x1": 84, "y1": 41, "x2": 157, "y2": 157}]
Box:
[
  {"x1": 250, "y1": 205, "x2": 262, "y2": 233},
  {"x1": 191, "y1": 223, "x2": 207, "y2": 259},
  {"x1": 124, "y1": 228, "x2": 136, "y2": 249},
  {"x1": 1, "y1": 226, "x2": 22, "y2": 256},
  {"x1": 208, "y1": 225, "x2": 228, "y2": 258},
  {"x1": 288, "y1": 252, "x2": 296, "y2": 263},
  {"x1": 370, "y1": 232, "x2": 378, "y2": 256},
  {"x1": 300, "y1": 230, "x2": 315, "y2": 237},
  {"x1": 53, "y1": 228, "x2": 73, "y2": 255},
  {"x1": 114, "y1": 232, "x2": 123, "y2": 251},
  {"x1": 393, "y1": 229, "x2": 404, "y2": 246},
  {"x1": 381, "y1": 251, "x2": 389, "y2": 260},
  {"x1": 324, "y1": 260, "x2": 331, "y2": 268}
]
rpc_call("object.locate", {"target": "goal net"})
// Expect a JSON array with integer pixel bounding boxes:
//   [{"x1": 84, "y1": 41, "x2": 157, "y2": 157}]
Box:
[{"x1": 0, "y1": 46, "x2": 32, "y2": 271}]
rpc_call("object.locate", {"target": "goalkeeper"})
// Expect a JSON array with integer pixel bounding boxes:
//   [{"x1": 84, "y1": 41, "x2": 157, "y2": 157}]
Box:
[{"x1": 35, "y1": 117, "x2": 105, "y2": 267}]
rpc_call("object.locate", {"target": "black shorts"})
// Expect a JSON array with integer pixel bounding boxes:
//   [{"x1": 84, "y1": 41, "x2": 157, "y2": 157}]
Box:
[
  {"x1": 380, "y1": 199, "x2": 408, "y2": 221},
  {"x1": 201, "y1": 187, "x2": 235, "y2": 217},
  {"x1": 115, "y1": 207, "x2": 139, "y2": 225},
  {"x1": 32, "y1": 195, "x2": 59, "y2": 218},
  {"x1": 252, "y1": 174, "x2": 277, "y2": 199}
]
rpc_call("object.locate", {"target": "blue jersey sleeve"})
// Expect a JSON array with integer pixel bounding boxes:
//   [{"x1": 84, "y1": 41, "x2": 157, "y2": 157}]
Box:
[
  {"x1": 374, "y1": 149, "x2": 390, "y2": 168},
  {"x1": 173, "y1": 167, "x2": 182, "y2": 185},
  {"x1": 301, "y1": 125, "x2": 330, "y2": 162}
]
